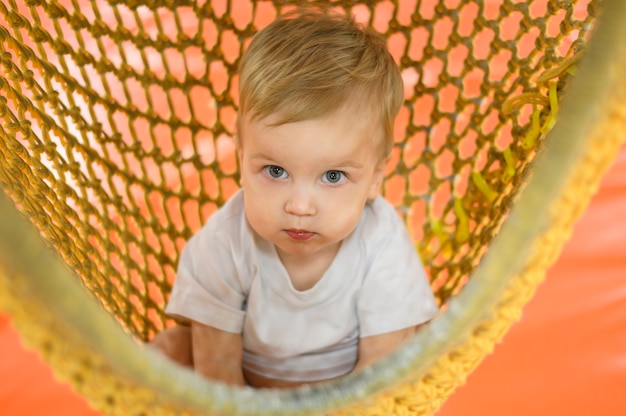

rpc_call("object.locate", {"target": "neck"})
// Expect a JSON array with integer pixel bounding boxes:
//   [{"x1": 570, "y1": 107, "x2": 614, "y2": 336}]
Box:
[{"x1": 276, "y1": 242, "x2": 341, "y2": 291}]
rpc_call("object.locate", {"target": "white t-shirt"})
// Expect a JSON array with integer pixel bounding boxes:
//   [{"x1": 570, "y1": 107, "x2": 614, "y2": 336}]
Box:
[{"x1": 166, "y1": 189, "x2": 438, "y2": 382}]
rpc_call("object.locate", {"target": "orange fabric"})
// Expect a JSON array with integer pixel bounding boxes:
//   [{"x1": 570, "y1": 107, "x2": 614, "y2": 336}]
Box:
[
  {"x1": 0, "y1": 315, "x2": 98, "y2": 415},
  {"x1": 2, "y1": 144, "x2": 624, "y2": 416}
]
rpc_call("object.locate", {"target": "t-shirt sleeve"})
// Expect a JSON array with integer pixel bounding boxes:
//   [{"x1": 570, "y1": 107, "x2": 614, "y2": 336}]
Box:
[
  {"x1": 357, "y1": 204, "x2": 439, "y2": 338},
  {"x1": 165, "y1": 224, "x2": 247, "y2": 334}
]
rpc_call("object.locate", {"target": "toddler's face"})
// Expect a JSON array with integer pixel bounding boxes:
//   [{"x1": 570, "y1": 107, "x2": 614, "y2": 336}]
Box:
[{"x1": 238, "y1": 108, "x2": 386, "y2": 264}]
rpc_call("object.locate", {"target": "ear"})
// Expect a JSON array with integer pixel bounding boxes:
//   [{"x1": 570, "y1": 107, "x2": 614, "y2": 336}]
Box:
[
  {"x1": 367, "y1": 157, "x2": 388, "y2": 200},
  {"x1": 234, "y1": 136, "x2": 243, "y2": 162},
  {"x1": 234, "y1": 135, "x2": 244, "y2": 186}
]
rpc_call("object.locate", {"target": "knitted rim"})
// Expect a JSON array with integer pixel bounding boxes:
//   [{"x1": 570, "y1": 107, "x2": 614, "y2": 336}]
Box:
[{"x1": 1, "y1": 0, "x2": 625, "y2": 415}]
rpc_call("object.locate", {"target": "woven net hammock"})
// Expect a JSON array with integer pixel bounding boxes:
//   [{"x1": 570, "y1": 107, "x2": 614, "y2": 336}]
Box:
[{"x1": 1, "y1": 0, "x2": 625, "y2": 414}]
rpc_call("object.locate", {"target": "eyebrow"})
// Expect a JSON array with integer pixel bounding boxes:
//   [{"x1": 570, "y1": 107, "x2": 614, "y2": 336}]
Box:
[
  {"x1": 332, "y1": 160, "x2": 364, "y2": 169},
  {"x1": 249, "y1": 153, "x2": 276, "y2": 162},
  {"x1": 249, "y1": 153, "x2": 364, "y2": 169}
]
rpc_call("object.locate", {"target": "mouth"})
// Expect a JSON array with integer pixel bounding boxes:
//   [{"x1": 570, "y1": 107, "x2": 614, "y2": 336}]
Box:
[{"x1": 285, "y1": 229, "x2": 316, "y2": 241}]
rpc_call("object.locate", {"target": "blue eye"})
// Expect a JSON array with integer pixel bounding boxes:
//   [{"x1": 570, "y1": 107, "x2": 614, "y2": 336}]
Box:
[
  {"x1": 323, "y1": 170, "x2": 346, "y2": 184},
  {"x1": 265, "y1": 165, "x2": 287, "y2": 179}
]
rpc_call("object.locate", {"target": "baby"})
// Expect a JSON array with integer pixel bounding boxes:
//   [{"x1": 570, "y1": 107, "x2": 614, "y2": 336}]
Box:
[{"x1": 151, "y1": 8, "x2": 438, "y2": 389}]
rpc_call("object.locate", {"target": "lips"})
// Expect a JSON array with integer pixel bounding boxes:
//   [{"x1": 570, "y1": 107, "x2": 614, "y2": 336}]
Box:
[{"x1": 285, "y1": 229, "x2": 315, "y2": 241}]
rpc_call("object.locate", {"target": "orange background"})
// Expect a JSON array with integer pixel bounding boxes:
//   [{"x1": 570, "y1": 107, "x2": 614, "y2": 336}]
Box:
[
  {"x1": 1, "y1": 144, "x2": 624, "y2": 416},
  {"x1": 1, "y1": 0, "x2": 624, "y2": 413}
]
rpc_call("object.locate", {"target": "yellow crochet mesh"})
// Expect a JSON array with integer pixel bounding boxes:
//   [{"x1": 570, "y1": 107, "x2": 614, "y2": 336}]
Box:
[
  {"x1": 2, "y1": 0, "x2": 625, "y2": 415},
  {"x1": 0, "y1": 0, "x2": 596, "y2": 340}
]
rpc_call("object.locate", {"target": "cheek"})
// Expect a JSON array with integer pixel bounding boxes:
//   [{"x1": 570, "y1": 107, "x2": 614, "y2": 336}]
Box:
[
  {"x1": 323, "y1": 191, "x2": 367, "y2": 227},
  {"x1": 243, "y1": 192, "x2": 270, "y2": 236},
  {"x1": 243, "y1": 183, "x2": 281, "y2": 227}
]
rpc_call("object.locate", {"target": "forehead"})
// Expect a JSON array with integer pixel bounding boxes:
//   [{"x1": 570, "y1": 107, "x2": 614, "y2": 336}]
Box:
[
  {"x1": 239, "y1": 102, "x2": 385, "y2": 154},
  {"x1": 242, "y1": 118, "x2": 379, "y2": 173}
]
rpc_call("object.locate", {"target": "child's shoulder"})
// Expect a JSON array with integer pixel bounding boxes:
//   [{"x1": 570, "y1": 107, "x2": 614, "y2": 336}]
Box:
[
  {"x1": 355, "y1": 196, "x2": 408, "y2": 248},
  {"x1": 206, "y1": 188, "x2": 244, "y2": 222},
  {"x1": 186, "y1": 189, "x2": 256, "y2": 266},
  {"x1": 361, "y1": 196, "x2": 404, "y2": 232},
  {"x1": 199, "y1": 189, "x2": 247, "y2": 238}
]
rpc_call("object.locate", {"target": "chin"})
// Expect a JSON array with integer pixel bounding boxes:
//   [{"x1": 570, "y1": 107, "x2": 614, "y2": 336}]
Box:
[{"x1": 278, "y1": 243, "x2": 317, "y2": 255}]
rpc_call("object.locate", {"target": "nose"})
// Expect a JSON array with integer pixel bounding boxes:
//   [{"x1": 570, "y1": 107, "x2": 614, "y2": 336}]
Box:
[{"x1": 284, "y1": 185, "x2": 317, "y2": 217}]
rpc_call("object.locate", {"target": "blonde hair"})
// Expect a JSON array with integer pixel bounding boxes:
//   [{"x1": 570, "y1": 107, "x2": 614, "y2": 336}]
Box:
[{"x1": 237, "y1": 8, "x2": 404, "y2": 159}]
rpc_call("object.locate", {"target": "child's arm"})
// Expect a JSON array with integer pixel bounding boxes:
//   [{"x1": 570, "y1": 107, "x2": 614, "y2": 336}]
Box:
[
  {"x1": 353, "y1": 324, "x2": 424, "y2": 371},
  {"x1": 191, "y1": 320, "x2": 246, "y2": 387}
]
